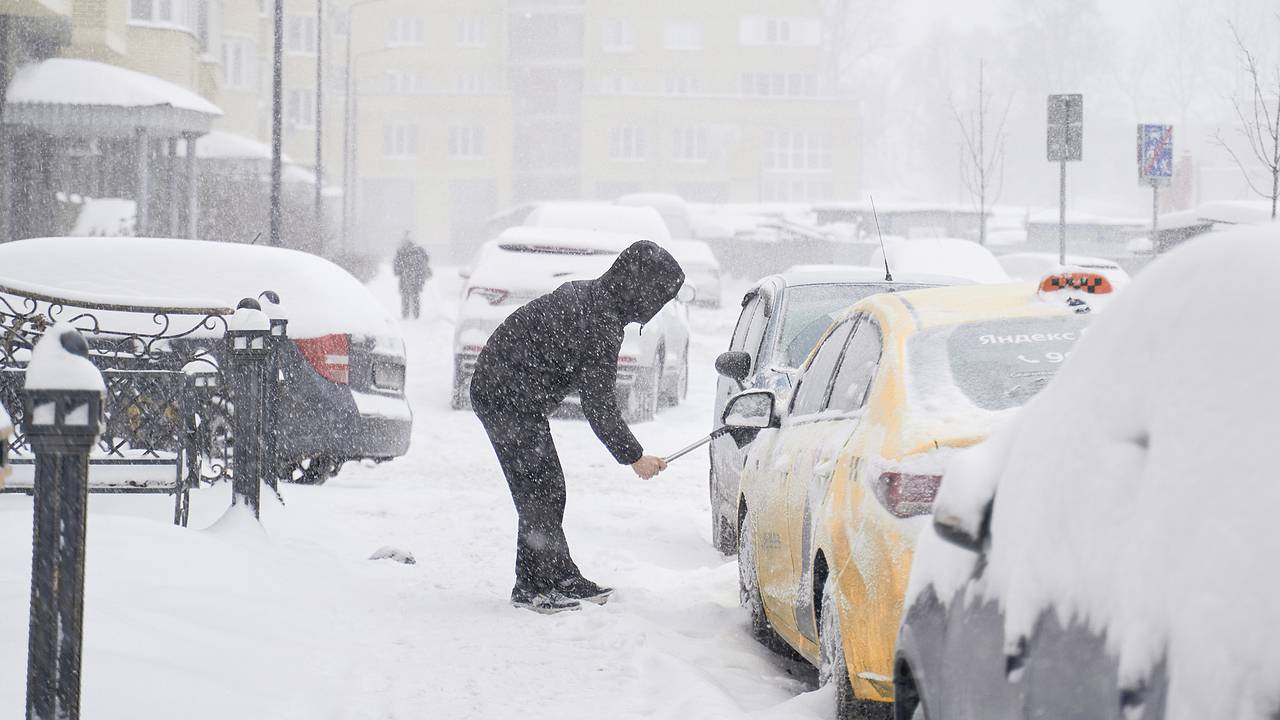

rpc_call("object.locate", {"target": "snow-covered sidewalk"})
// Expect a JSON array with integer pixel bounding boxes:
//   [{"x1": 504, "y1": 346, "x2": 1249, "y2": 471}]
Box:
[{"x1": 1, "y1": 268, "x2": 827, "y2": 719}]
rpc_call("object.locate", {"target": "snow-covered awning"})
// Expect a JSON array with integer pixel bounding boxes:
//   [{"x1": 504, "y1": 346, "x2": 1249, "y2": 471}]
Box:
[
  {"x1": 3, "y1": 58, "x2": 222, "y2": 138},
  {"x1": 184, "y1": 129, "x2": 293, "y2": 163}
]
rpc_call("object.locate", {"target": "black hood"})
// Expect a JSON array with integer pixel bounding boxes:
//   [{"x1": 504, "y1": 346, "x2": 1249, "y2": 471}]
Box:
[{"x1": 597, "y1": 241, "x2": 686, "y2": 324}]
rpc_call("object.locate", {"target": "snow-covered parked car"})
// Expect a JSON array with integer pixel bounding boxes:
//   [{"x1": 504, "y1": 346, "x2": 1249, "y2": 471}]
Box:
[
  {"x1": 665, "y1": 239, "x2": 722, "y2": 307},
  {"x1": 453, "y1": 227, "x2": 692, "y2": 421},
  {"x1": 0, "y1": 237, "x2": 411, "y2": 484},
  {"x1": 870, "y1": 238, "x2": 1010, "y2": 284},
  {"x1": 524, "y1": 201, "x2": 673, "y2": 244},
  {"x1": 894, "y1": 226, "x2": 1279, "y2": 720},
  {"x1": 997, "y1": 251, "x2": 1132, "y2": 288},
  {"x1": 708, "y1": 266, "x2": 969, "y2": 554}
]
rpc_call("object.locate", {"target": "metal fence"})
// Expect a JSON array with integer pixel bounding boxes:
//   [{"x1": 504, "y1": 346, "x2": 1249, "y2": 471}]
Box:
[{"x1": 0, "y1": 283, "x2": 283, "y2": 525}]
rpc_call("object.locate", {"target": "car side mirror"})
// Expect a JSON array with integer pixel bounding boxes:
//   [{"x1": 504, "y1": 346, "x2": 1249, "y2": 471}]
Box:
[
  {"x1": 932, "y1": 497, "x2": 993, "y2": 553},
  {"x1": 676, "y1": 282, "x2": 697, "y2": 304},
  {"x1": 722, "y1": 389, "x2": 779, "y2": 429},
  {"x1": 715, "y1": 351, "x2": 751, "y2": 383}
]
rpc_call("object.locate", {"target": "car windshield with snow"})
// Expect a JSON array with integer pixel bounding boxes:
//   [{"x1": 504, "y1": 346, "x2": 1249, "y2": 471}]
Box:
[{"x1": 726, "y1": 277, "x2": 1101, "y2": 717}]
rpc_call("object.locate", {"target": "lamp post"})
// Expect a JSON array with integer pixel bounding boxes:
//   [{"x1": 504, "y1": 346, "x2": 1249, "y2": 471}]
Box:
[
  {"x1": 341, "y1": 0, "x2": 389, "y2": 251},
  {"x1": 226, "y1": 299, "x2": 272, "y2": 518},
  {"x1": 0, "y1": 400, "x2": 11, "y2": 490},
  {"x1": 258, "y1": 291, "x2": 289, "y2": 493},
  {"x1": 23, "y1": 325, "x2": 105, "y2": 720},
  {"x1": 270, "y1": 0, "x2": 285, "y2": 247}
]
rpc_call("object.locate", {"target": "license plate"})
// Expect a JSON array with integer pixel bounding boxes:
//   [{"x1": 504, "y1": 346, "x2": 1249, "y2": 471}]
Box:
[{"x1": 373, "y1": 363, "x2": 405, "y2": 391}]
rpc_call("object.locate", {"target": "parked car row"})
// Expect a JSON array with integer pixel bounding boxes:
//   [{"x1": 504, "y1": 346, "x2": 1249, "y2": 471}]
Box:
[
  {"x1": 715, "y1": 224, "x2": 1279, "y2": 720},
  {"x1": 712, "y1": 266, "x2": 1115, "y2": 719}
]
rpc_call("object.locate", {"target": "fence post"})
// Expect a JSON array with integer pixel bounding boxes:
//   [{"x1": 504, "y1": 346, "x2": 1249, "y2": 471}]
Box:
[
  {"x1": 260, "y1": 292, "x2": 289, "y2": 492},
  {"x1": 225, "y1": 299, "x2": 272, "y2": 518},
  {"x1": 23, "y1": 326, "x2": 105, "y2": 720}
]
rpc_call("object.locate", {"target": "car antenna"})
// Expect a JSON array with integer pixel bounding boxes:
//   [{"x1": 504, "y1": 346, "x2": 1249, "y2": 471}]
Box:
[
  {"x1": 870, "y1": 195, "x2": 893, "y2": 282},
  {"x1": 248, "y1": 231, "x2": 263, "y2": 246}
]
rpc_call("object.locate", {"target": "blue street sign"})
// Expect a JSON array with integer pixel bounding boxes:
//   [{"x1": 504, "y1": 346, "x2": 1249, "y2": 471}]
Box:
[{"x1": 1138, "y1": 124, "x2": 1173, "y2": 184}]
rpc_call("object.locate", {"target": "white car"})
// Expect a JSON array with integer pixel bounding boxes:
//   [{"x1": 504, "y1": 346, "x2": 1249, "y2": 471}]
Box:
[
  {"x1": 665, "y1": 239, "x2": 722, "y2": 308},
  {"x1": 997, "y1": 251, "x2": 1132, "y2": 288},
  {"x1": 870, "y1": 237, "x2": 1010, "y2": 284},
  {"x1": 452, "y1": 227, "x2": 691, "y2": 421},
  {"x1": 524, "y1": 202, "x2": 672, "y2": 244}
]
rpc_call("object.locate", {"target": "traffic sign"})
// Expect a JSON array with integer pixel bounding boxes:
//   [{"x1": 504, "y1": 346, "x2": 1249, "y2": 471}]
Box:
[
  {"x1": 1137, "y1": 124, "x2": 1173, "y2": 187},
  {"x1": 1047, "y1": 94, "x2": 1083, "y2": 162}
]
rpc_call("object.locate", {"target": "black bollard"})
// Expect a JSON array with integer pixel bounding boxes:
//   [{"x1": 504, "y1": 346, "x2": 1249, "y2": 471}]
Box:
[
  {"x1": 24, "y1": 327, "x2": 105, "y2": 720},
  {"x1": 226, "y1": 299, "x2": 273, "y2": 518}
]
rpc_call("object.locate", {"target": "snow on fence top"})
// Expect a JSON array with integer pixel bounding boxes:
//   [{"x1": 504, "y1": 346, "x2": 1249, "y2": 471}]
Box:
[{"x1": 6, "y1": 58, "x2": 222, "y2": 116}]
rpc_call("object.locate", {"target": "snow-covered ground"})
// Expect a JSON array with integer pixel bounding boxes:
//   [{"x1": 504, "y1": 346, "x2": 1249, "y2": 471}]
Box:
[{"x1": 1, "y1": 265, "x2": 831, "y2": 719}]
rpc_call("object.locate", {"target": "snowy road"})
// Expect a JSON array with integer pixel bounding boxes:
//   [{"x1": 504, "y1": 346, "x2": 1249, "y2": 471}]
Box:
[{"x1": 1, "y1": 268, "x2": 833, "y2": 719}]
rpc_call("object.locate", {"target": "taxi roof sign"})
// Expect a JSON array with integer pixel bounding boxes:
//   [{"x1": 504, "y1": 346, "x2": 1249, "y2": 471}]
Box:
[{"x1": 1039, "y1": 272, "x2": 1114, "y2": 295}]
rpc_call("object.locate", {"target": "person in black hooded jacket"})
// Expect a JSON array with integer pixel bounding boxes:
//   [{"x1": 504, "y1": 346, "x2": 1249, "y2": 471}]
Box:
[{"x1": 470, "y1": 240, "x2": 686, "y2": 614}]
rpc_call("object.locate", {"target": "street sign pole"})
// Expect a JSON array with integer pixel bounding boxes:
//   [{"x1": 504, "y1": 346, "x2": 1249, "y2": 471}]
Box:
[
  {"x1": 1047, "y1": 94, "x2": 1083, "y2": 266},
  {"x1": 1137, "y1": 124, "x2": 1173, "y2": 256},
  {"x1": 1059, "y1": 160, "x2": 1067, "y2": 265},
  {"x1": 1151, "y1": 181, "x2": 1160, "y2": 255}
]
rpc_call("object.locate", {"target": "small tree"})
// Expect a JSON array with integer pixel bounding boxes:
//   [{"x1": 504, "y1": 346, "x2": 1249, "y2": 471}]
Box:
[
  {"x1": 1213, "y1": 21, "x2": 1280, "y2": 219},
  {"x1": 948, "y1": 60, "x2": 1012, "y2": 245}
]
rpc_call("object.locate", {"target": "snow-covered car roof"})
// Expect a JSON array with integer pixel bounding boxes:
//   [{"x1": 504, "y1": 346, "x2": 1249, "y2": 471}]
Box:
[
  {"x1": 997, "y1": 252, "x2": 1131, "y2": 286},
  {"x1": 870, "y1": 238, "x2": 1010, "y2": 284},
  {"x1": 524, "y1": 202, "x2": 673, "y2": 245},
  {"x1": 774, "y1": 265, "x2": 973, "y2": 288},
  {"x1": 910, "y1": 223, "x2": 1280, "y2": 717},
  {"x1": 467, "y1": 228, "x2": 643, "y2": 294},
  {"x1": 0, "y1": 237, "x2": 396, "y2": 339},
  {"x1": 664, "y1": 239, "x2": 719, "y2": 270}
]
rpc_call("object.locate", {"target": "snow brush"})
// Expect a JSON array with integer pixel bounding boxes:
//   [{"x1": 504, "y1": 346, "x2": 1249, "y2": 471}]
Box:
[{"x1": 663, "y1": 427, "x2": 731, "y2": 464}]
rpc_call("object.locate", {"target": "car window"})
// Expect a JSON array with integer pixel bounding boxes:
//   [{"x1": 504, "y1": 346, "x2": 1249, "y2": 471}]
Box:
[
  {"x1": 789, "y1": 319, "x2": 855, "y2": 417},
  {"x1": 826, "y1": 318, "x2": 883, "y2": 413},
  {"x1": 776, "y1": 283, "x2": 932, "y2": 369},
  {"x1": 729, "y1": 294, "x2": 760, "y2": 351},
  {"x1": 742, "y1": 296, "x2": 771, "y2": 369}
]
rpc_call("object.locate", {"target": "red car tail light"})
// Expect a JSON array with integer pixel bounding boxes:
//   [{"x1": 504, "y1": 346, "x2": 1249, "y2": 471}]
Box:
[
  {"x1": 295, "y1": 334, "x2": 350, "y2": 385},
  {"x1": 467, "y1": 287, "x2": 509, "y2": 305},
  {"x1": 874, "y1": 472, "x2": 942, "y2": 518},
  {"x1": 617, "y1": 355, "x2": 638, "y2": 365}
]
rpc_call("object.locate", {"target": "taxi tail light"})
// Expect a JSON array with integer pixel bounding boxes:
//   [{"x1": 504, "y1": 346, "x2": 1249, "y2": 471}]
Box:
[
  {"x1": 468, "y1": 287, "x2": 509, "y2": 305},
  {"x1": 875, "y1": 472, "x2": 942, "y2": 518},
  {"x1": 295, "y1": 334, "x2": 351, "y2": 385}
]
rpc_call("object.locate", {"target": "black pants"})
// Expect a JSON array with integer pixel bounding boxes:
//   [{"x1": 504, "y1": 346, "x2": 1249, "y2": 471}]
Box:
[
  {"x1": 475, "y1": 406, "x2": 582, "y2": 593},
  {"x1": 400, "y1": 288, "x2": 421, "y2": 319}
]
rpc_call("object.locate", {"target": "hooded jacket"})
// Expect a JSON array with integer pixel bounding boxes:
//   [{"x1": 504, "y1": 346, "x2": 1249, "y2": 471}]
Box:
[{"x1": 471, "y1": 241, "x2": 686, "y2": 465}]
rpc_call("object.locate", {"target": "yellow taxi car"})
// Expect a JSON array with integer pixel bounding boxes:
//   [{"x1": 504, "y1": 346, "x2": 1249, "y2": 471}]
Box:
[{"x1": 723, "y1": 276, "x2": 1109, "y2": 718}]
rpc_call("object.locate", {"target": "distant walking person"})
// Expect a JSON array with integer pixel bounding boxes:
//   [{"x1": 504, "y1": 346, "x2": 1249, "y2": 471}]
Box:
[
  {"x1": 392, "y1": 232, "x2": 431, "y2": 319},
  {"x1": 471, "y1": 240, "x2": 685, "y2": 614}
]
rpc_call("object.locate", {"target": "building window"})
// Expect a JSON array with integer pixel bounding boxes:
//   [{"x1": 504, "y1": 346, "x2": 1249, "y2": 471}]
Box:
[
  {"x1": 673, "y1": 127, "x2": 709, "y2": 162},
  {"x1": 449, "y1": 126, "x2": 486, "y2": 159},
  {"x1": 390, "y1": 17, "x2": 425, "y2": 46},
  {"x1": 222, "y1": 35, "x2": 257, "y2": 90},
  {"x1": 763, "y1": 130, "x2": 832, "y2": 172},
  {"x1": 600, "y1": 73, "x2": 634, "y2": 95},
  {"x1": 663, "y1": 21, "x2": 702, "y2": 50},
  {"x1": 383, "y1": 125, "x2": 419, "y2": 157},
  {"x1": 739, "y1": 16, "x2": 821, "y2": 47},
  {"x1": 330, "y1": 6, "x2": 348, "y2": 36},
  {"x1": 664, "y1": 75, "x2": 698, "y2": 96},
  {"x1": 285, "y1": 15, "x2": 316, "y2": 54},
  {"x1": 456, "y1": 71, "x2": 492, "y2": 94},
  {"x1": 601, "y1": 18, "x2": 634, "y2": 52},
  {"x1": 457, "y1": 16, "x2": 487, "y2": 47},
  {"x1": 286, "y1": 89, "x2": 315, "y2": 129},
  {"x1": 197, "y1": 0, "x2": 222, "y2": 56},
  {"x1": 741, "y1": 72, "x2": 818, "y2": 97},
  {"x1": 387, "y1": 71, "x2": 427, "y2": 95},
  {"x1": 610, "y1": 126, "x2": 646, "y2": 161},
  {"x1": 130, "y1": 0, "x2": 190, "y2": 26}
]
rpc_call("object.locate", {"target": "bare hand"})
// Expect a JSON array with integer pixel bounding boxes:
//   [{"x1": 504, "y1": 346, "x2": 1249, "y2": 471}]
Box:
[{"x1": 631, "y1": 455, "x2": 668, "y2": 480}]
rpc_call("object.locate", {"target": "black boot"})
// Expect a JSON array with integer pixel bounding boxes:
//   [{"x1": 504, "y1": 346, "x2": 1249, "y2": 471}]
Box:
[
  {"x1": 557, "y1": 576, "x2": 614, "y2": 605},
  {"x1": 510, "y1": 585, "x2": 581, "y2": 615}
]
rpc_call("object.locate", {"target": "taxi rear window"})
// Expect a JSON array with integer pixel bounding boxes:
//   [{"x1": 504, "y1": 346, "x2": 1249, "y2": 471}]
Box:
[{"x1": 908, "y1": 315, "x2": 1092, "y2": 412}]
